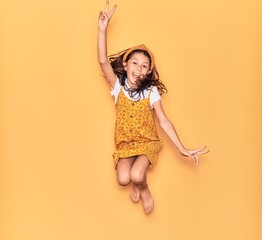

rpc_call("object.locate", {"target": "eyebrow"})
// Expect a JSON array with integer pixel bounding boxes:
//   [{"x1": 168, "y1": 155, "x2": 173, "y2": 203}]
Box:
[{"x1": 130, "y1": 57, "x2": 150, "y2": 65}]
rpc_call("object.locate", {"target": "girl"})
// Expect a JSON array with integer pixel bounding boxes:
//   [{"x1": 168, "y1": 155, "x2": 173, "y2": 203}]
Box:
[{"x1": 97, "y1": 1, "x2": 208, "y2": 214}]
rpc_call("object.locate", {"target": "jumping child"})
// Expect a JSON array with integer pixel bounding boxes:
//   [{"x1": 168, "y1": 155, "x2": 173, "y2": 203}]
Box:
[{"x1": 97, "y1": 0, "x2": 208, "y2": 214}]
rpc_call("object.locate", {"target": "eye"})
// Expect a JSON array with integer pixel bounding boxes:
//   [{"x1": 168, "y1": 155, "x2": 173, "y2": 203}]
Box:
[{"x1": 142, "y1": 65, "x2": 148, "y2": 69}]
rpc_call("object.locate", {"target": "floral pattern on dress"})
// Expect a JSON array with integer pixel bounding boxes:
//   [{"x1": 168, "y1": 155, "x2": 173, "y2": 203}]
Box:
[{"x1": 113, "y1": 88, "x2": 163, "y2": 168}]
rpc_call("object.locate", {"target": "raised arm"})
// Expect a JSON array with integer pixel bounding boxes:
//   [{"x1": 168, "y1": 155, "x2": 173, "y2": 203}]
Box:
[
  {"x1": 153, "y1": 100, "x2": 208, "y2": 165},
  {"x1": 98, "y1": 1, "x2": 117, "y2": 87}
]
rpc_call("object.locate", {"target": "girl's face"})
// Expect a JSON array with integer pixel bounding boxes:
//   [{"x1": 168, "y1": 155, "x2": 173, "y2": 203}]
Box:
[{"x1": 123, "y1": 52, "x2": 151, "y2": 88}]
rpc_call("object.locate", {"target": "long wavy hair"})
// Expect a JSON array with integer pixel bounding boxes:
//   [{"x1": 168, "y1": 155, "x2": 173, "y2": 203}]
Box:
[{"x1": 108, "y1": 48, "x2": 167, "y2": 100}]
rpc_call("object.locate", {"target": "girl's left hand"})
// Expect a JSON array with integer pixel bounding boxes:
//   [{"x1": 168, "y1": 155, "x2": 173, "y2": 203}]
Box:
[{"x1": 181, "y1": 146, "x2": 209, "y2": 165}]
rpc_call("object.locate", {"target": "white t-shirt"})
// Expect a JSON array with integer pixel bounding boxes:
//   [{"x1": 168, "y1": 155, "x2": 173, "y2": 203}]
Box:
[{"x1": 111, "y1": 78, "x2": 161, "y2": 108}]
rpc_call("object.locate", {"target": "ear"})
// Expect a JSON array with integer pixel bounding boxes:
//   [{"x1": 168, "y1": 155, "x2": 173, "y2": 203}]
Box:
[{"x1": 123, "y1": 61, "x2": 127, "y2": 71}]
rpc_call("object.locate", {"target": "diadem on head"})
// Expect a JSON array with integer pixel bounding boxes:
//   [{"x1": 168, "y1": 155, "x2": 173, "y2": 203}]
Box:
[{"x1": 122, "y1": 44, "x2": 155, "y2": 71}]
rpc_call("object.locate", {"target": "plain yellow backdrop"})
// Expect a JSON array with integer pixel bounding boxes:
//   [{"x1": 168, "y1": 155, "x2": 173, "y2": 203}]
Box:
[{"x1": 1, "y1": 0, "x2": 261, "y2": 239}]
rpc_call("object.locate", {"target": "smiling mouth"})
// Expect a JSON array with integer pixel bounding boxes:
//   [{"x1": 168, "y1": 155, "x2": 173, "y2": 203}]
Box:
[{"x1": 132, "y1": 72, "x2": 141, "y2": 80}]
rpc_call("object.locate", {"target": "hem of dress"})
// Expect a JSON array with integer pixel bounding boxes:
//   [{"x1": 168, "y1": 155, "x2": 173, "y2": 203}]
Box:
[{"x1": 113, "y1": 151, "x2": 158, "y2": 169}]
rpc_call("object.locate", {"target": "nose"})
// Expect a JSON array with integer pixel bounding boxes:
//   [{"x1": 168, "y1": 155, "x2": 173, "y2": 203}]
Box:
[{"x1": 136, "y1": 65, "x2": 142, "y2": 71}]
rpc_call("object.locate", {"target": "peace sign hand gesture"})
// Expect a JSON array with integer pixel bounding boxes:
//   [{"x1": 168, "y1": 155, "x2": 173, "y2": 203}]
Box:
[
  {"x1": 98, "y1": 0, "x2": 117, "y2": 32},
  {"x1": 181, "y1": 146, "x2": 209, "y2": 166}
]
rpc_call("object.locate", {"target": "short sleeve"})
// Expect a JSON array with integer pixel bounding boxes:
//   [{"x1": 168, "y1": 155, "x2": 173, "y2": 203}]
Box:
[
  {"x1": 110, "y1": 78, "x2": 121, "y2": 104},
  {"x1": 149, "y1": 86, "x2": 161, "y2": 108}
]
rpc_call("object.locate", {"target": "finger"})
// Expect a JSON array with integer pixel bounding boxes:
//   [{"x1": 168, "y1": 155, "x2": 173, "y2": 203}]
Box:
[
  {"x1": 193, "y1": 150, "x2": 209, "y2": 156},
  {"x1": 194, "y1": 155, "x2": 199, "y2": 166},
  {"x1": 197, "y1": 146, "x2": 207, "y2": 151},
  {"x1": 99, "y1": 11, "x2": 105, "y2": 18},
  {"x1": 191, "y1": 146, "x2": 207, "y2": 154},
  {"x1": 98, "y1": 12, "x2": 105, "y2": 21},
  {"x1": 105, "y1": 0, "x2": 109, "y2": 12},
  {"x1": 109, "y1": 4, "x2": 117, "y2": 18}
]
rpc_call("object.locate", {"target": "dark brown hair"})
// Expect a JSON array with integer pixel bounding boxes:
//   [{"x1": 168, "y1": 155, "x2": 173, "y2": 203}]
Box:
[{"x1": 108, "y1": 48, "x2": 167, "y2": 100}]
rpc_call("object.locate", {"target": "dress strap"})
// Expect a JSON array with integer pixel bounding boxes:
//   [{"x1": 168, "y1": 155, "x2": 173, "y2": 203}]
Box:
[{"x1": 148, "y1": 86, "x2": 154, "y2": 99}]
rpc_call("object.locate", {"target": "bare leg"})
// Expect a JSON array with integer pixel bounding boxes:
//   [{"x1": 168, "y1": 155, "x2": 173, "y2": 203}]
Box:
[
  {"x1": 130, "y1": 182, "x2": 140, "y2": 202},
  {"x1": 130, "y1": 155, "x2": 154, "y2": 214},
  {"x1": 116, "y1": 157, "x2": 135, "y2": 186}
]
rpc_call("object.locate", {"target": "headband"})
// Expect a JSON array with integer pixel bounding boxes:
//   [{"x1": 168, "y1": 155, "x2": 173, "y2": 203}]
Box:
[{"x1": 122, "y1": 44, "x2": 155, "y2": 71}]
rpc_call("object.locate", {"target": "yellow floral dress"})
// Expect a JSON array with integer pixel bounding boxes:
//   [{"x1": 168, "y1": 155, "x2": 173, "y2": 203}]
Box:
[{"x1": 113, "y1": 87, "x2": 163, "y2": 168}]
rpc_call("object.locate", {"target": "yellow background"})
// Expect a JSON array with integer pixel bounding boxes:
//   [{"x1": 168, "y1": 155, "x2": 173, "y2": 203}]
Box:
[{"x1": 1, "y1": 0, "x2": 261, "y2": 239}]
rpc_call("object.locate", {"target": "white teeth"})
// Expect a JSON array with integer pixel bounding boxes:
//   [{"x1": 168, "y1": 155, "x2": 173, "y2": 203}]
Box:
[{"x1": 133, "y1": 73, "x2": 141, "y2": 78}]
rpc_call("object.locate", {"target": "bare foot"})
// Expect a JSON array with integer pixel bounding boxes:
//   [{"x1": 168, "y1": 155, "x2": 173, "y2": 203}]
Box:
[
  {"x1": 140, "y1": 186, "x2": 154, "y2": 214},
  {"x1": 130, "y1": 183, "x2": 140, "y2": 202}
]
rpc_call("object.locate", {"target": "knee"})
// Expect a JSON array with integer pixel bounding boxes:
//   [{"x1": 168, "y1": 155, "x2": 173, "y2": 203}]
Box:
[
  {"x1": 117, "y1": 172, "x2": 131, "y2": 186},
  {"x1": 130, "y1": 168, "x2": 144, "y2": 185}
]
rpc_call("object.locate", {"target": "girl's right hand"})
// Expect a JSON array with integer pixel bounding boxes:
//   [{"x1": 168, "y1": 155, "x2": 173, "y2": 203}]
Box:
[{"x1": 98, "y1": 0, "x2": 117, "y2": 32}]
